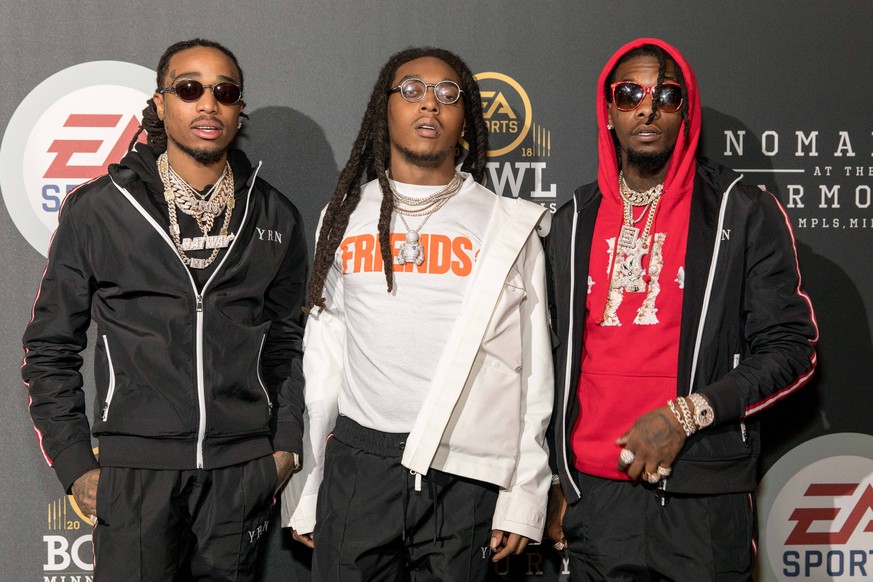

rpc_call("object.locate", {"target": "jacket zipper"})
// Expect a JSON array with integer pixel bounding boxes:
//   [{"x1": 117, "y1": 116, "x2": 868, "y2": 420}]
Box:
[
  {"x1": 195, "y1": 295, "x2": 207, "y2": 467},
  {"x1": 561, "y1": 197, "x2": 582, "y2": 498},
  {"x1": 100, "y1": 335, "x2": 117, "y2": 422},
  {"x1": 256, "y1": 334, "x2": 273, "y2": 415},
  {"x1": 111, "y1": 163, "x2": 260, "y2": 469},
  {"x1": 734, "y1": 353, "x2": 749, "y2": 445},
  {"x1": 687, "y1": 174, "x2": 742, "y2": 397}
]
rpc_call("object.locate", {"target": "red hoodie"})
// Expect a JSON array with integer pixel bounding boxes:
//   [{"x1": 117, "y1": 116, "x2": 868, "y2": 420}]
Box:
[{"x1": 571, "y1": 38, "x2": 703, "y2": 480}]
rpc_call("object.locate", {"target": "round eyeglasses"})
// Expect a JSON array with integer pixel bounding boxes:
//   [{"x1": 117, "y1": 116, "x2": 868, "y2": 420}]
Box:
[{"x1": 390, "y1": 78, "x2": 464, "y2": 105}]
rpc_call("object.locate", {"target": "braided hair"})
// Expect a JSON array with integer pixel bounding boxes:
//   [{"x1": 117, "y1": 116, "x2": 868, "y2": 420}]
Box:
[
  {"x1": 306, "y1": 47, "x2": 488, "y2": 312},
  {"x1": 128, "y1": 38, "x2": 245, "y2": 152},
  {"x1": 605, "y1": 44, "x2": 689, "y2": 163}
]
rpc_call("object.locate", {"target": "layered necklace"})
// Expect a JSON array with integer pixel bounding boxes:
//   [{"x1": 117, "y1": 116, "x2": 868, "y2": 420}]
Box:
[
  {"x1": 157, "y1": 152, "x2": 236, "y2": 269},
  {"x1": 388, "y1": 171, "x2": 464, "y2": 266},
  {"x1": 611, "y1": 171, "x2": 663, "y2": 293}
]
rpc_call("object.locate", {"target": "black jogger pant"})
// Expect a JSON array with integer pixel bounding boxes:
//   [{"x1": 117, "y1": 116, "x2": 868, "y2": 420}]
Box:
[
  {"x1": 312, "y1": 415, "x2": 499, "y2": 582},
  {"x1": 92, "y1": 455, "x2": 276, "y2": 581},
  {"x1": 562, "y1": 472, "x2": 755, "y2": 582}
]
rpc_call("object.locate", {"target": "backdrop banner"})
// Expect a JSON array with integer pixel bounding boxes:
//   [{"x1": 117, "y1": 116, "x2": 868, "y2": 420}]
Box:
[{"x1": 1, "y1": 2, "x2": 870, "y2": 580}]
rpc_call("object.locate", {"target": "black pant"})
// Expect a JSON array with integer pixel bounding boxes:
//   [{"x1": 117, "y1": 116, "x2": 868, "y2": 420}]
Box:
[
  {"x1": 312, "y1": 415, "x2": 498, "y2": 582},
  {"x1": 562, "y1": 473, "x2": 755, "y2": 582},
  {"x1": 92, "y1": 456, "x2": 276, "y2": 582}
]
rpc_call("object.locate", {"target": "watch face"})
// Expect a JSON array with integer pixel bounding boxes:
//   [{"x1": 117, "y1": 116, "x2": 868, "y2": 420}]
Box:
[{"x1": 690, "y1": 393, "x2": 714, "y2": 428}]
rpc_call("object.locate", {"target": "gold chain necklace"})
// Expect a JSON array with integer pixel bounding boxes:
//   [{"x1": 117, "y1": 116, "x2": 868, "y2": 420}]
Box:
[
  {"x1": 612, "y1": 172, "x2": 664, "y2": 294},
  {"x1": 619, "y1": 171, "x2": 663, "y2": 206}
]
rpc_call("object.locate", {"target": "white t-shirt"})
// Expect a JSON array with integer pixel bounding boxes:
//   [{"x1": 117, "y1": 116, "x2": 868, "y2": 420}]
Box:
[{"x1": 325, "y1": 173, "x2": 495, "y2": 433}]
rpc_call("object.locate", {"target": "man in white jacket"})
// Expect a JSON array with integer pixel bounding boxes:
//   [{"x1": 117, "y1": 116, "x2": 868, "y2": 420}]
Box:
[{"x1": 280, "y1": 47, "x2": 554, "y2": 580}]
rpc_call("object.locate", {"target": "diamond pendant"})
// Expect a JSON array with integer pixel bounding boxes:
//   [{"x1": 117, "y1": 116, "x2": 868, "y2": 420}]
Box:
[
  {"x1": 618, "y1": 225, "x2": 639, "y2": 251},
  {"x1": 615, "y1": 238, "x2": 648, "y2": 293},
  {"x1": 397, "y1": 230, "x2": 425, "y2": 266},
  {"x1": 181, "y1": 233, "x2": 235, "y2": 251}
]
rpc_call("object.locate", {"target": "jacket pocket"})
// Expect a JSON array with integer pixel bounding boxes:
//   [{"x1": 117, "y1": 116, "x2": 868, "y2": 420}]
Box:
[
  {"x1": 442, "y1": 358, "x2": 522, "y2": 470},
  {"x1": 733, "y1": 352, "x2": 749, "y2": 446},
  {"x1": 256, "y1": 333, "x2": 273, "y2": 415},
  {"x1": 205, "y1": 314, "x2": 273, "y2": 438},
  {"x1": 100, "y1": 335, "x2": 118, "y2": 422},
  {"x1": 481, "y1": 276, "x2": 527, "y2": 372}
]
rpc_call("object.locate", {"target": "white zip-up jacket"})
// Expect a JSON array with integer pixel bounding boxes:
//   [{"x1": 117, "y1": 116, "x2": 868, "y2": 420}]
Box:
[{"x1": 281, "y1": 188, "x2": 554, "y2": 542}]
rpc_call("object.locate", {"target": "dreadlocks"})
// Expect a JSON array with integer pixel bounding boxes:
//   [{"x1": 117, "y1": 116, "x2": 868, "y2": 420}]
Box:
[
  {"x1": 128, "y1": 38, "x2": 245, "y2": 152},
  {"x1": 605, "y1": 43, "x2": 690, "y2": 165},
  {"x1": 306, "y1": 47, "x2": 489, "y2": 313}
]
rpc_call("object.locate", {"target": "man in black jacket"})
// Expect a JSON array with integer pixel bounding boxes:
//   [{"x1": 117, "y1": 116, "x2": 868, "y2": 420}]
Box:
[
  {"x1": 22, "y1": 39, "x2": 307, "y2": 581},
  {"x1": 545, "y1": 38, "x2": 818, "y2": 580}
]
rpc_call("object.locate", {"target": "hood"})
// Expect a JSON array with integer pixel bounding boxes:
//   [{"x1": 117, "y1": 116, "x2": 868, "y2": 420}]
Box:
[
  {"x1": 110, "y1": 143, "x2": 256, "y2": 198},
  {"x1": 596, "y1": 37, "x2": 701, "y2": 202}
]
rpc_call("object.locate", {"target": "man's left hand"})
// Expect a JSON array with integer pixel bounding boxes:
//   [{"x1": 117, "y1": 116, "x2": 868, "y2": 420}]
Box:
[
  {"x1": 615, "y1": 405, "x2": 686, "y2": 481},
  {"x1": 272, "y1": 450, "x2": 298, "y2": 493},
  {"x1": 490, "y1": 530, "x2": 530, "y2": 562}
]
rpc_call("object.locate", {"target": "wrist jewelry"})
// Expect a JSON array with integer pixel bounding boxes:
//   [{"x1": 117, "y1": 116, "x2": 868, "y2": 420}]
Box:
[
  {"x1": 668, "y1": 399, "x2": 695, "y2": 437},
  {"x1": 688, "y1": 393, "x2": 715, "y2": 430},
  {"x1": 677, "y1": 397, "x2": 696, "y2": 436}
]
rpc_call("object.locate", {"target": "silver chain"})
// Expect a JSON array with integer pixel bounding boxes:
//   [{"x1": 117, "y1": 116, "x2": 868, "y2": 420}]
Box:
[
  {"x1": 157, "y1": 152, "x2": 235, "y2": 269},
  {"x1": 389, "y1": 171, "x2": 464, "y2": 217}
]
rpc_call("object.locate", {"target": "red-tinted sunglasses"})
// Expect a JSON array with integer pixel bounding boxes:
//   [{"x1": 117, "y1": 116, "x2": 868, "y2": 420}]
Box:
[
  {"x1": 160, "y1": 80, "x2": 243, "y2": 105},
  {"x1": 610, "y1": 81, "x2": 683, "y2": 113}
]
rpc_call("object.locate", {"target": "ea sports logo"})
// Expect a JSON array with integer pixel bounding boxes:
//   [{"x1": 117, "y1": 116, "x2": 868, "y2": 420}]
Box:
[
  {"x1": 758, "y1": 433, "x2": 873, "y2": 581},
  {"x1": 462, "y1": 72, "x2": 532, "y2": 158},
  {"x1": 0, "y1": 61, "x2": 153, "y2": 256}
]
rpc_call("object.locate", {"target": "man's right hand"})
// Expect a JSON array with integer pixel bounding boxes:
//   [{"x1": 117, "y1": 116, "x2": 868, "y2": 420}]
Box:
[
  {"x1": 545, "y1": 483, "x2": 567, "y2": 550},
  {"x1": 71, "y1": 468, "x2": 100, "y2": 519},
  {"x1": 291, "y1": 529, "x2": 315, "y2": 549}
]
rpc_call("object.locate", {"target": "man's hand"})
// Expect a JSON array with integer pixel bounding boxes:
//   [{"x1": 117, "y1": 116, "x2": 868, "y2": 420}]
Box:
[
  {"x1": 490, "y1": 530, "x2": 530, "y2": 562},
  {"x1": 71, "y1": 468, "x2": 100, "y2": 519},
  {"x1": 272, "y1": 451, "x2": 298, "y2": 494},
  {"x1": 545, "y1": 483, "x2": 568, "y2": 550},
  {"x1": 291, "y1": 529, "x2": 315, "y2": 548},
  {"x1": 615, "y1": 405, "x2": 686, "y2": 481}
]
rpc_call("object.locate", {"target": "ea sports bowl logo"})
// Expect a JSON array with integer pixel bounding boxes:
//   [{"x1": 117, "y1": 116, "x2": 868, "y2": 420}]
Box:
[
  {"x1": 462, "y1": 72, "x2": 532, "y2": 158},
  {"x1": 459, "y1": 72, "x2": 556, "y2": 208},
  {"x1": 758, "y1": 433, "x2": 873, "y2": 581},
  {"x1": 0, "y1": 61, "x2": 153, "y2": 256}
]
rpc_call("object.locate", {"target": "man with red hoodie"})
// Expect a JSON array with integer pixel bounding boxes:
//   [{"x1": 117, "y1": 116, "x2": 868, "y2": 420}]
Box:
[{"x1": 545, "y1": 38, "x2": 818, "y2": 580}]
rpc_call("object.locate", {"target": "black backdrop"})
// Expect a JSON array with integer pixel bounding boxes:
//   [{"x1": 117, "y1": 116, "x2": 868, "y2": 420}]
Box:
[{"x1": 2, "y1": 2, "x2": 871, "y2": 580}]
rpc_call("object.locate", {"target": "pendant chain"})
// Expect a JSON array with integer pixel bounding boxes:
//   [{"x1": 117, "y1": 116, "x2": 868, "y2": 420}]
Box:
[
  {"x1": 387, "y1": 172, "x2": 464, "y2": 266},
  {"x1": 157, "y1": 152, "x2": 235, "y2": 269}
]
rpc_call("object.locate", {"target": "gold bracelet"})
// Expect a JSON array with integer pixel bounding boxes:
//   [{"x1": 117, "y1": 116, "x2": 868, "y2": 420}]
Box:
[
  {"x1": 668, "y1": 399, "x2": 694, "y2": 437},
  {"x1": 677, "y1": 397, "x2": 696, "y2": 437}
]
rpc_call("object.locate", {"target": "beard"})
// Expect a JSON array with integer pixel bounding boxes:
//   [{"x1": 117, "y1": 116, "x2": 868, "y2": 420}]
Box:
[
  {"x1": 394, "y1": 142, "x2": 454, "y2": 169},
  {"x1": 626, "y1": 144, "x2": 675, "y2": 175},
  {"x1": 169, "y1": 135, "x2": 229, "y2": 165}
]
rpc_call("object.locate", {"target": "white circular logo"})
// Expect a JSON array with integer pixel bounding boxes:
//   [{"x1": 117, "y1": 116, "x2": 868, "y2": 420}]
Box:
[
  {"x1": 0, "y1": 61, "x2": 154, "y2": 256},
  {"x1": 758, "y1": 433, "x2": 873, "y2": 581}
]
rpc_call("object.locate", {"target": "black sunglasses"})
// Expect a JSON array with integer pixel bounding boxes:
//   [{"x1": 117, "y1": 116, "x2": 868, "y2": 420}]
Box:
[
  {"x1": 610, "y1": 81, "x2": 683, "y2": 113},
  {"x1": 160, "y1": 80, "x2": 243, "y2": 105}
]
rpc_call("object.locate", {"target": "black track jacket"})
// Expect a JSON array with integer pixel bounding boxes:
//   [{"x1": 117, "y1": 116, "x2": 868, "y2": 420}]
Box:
[
  {"x1": 22, "y1": 145, "x2": 307, "y2": 493},
  {"x1": 547, "y1": 158, "x2": 818, "y2": 502}
]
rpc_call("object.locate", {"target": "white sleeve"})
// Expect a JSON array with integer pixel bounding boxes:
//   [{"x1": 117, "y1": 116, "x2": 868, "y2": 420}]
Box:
[
  {"x1": 491, "y1": 234, "x2": 554, "y2": 542},
  {"x1": 280, "y1": 239, "x2": 345, "y2": 534}
]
